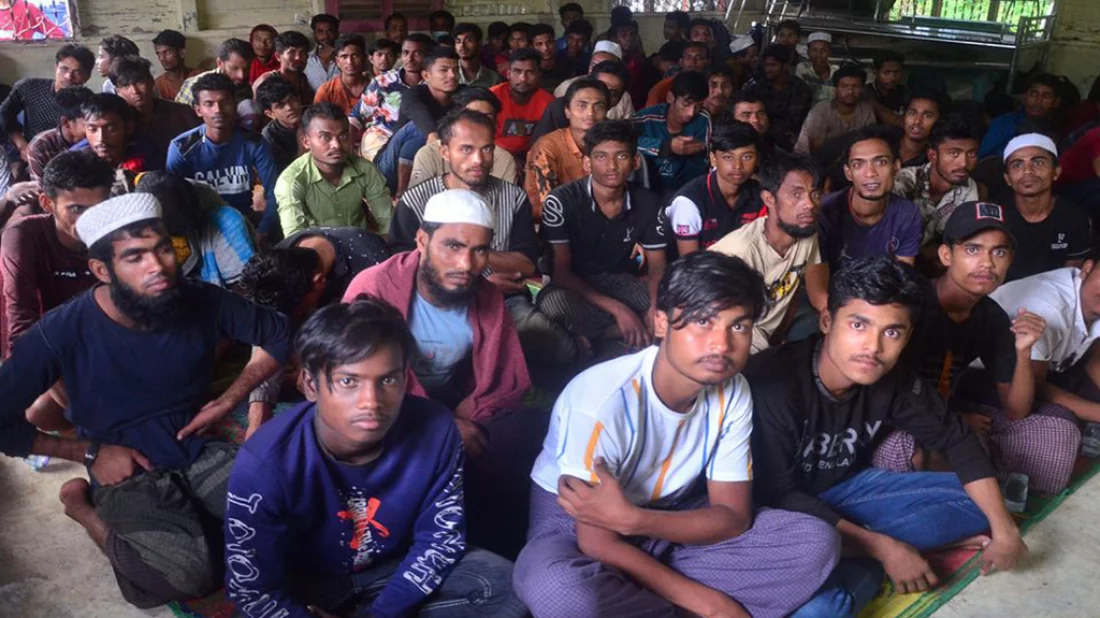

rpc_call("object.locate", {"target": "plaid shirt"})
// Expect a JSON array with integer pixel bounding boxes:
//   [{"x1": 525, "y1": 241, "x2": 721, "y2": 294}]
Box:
[
  {"x1": 0, "y1": 78, "x2": 60, "y2": 141},
  {"x1": 743, "y1": 76, "x2": 813, "y2": 151},
  {"x1": 893, "y1": 163, "x2": 979, "y2": 245},
  {"x1": 351, "y1": 69, "x2": 415, "y2": 159},
  {"x1": 26, "y1": 127, "x2": 72, "y2": 182}
]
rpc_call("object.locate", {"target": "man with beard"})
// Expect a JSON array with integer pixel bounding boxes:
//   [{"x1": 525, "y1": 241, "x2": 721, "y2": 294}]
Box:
[
  {"x1": 169, "y1": 73, "x2": 280, "y2": 237},
  {"x1": 633, "y1": 70, "x2": 711, "y2": 200},
  {"x1": 794, "y1": 64, "x2": 876, "y2": 156},
  {"x1": 110, "y1": 56, "x2": 200, "y2": 158},
  {"x1": 72, "y1": 93, "x2": 161, "y2": 183},
  {"x1": 343, "y1": 190, "x2": 538, "y2": 557},
  {"x1": 0, "y1": 193, "x2": 290, "y2": 609},
  {"x1": 898, "y1": 90, "x2": 947, "y2": 168},
  {"x1": 515, "y1": 252, "x2": 840, "y2": 618},
  {"x1": 997, "y1": 133, "x2": 1090, "y2": 282},
  {"x1": 538, "y1": 120, "x2": 668, "y2": 352},
  {"x1": 524, "y1": 78, "x2": 609, "y2": 218},
  {"x1": 304, "y1": 14, "x2": 340, "y2": 92},
  {"x1": 666, "y1": 121, "x2": 766, "y2": 256},
  {"x1": 868, "y1": 201, "x2": 1080, "y2": 496},
  {"x1": 795, "y1": 32, "x2": 838, "y2": 106},
  {"x1": 408, "y1": 87, "x2": 518, "y2": 187},
  {"x1": 455, "y1": 22, "x2": 503, "y2": 88},
  {"x1": 810, "y1": 127, "x2": 922, "y2": 295},
  {"x1": 745, "y1": 256, "x2": 1027, "y2": 618},
  {"x1": 352, "y1": 33, "x2": 432, "y2": 161},
  {"x1": 393, "y1": 111, "x2": 576, "y2": 371},
  {"x1": 175, "y1": 38, "x2": 254, "y2": 107},
  {"x1": 709, "y1": 152, "x2": 823, "y2": 353},
  {"x1": 1, "y1": 44, "x2": 95, "y2": 157},
  {"x1": 276, "y1": 103, "x2": 391, "y2": 237},
  {"x1": 703, "y1": 66, "x2": 737, "y2": 120},
  {"x1": 490, "y1": 49, "x2": 554, "y2": 162},
  {"x1": 894, "y1": 115, "x2": 981, "y2": 250},
  {"x1": 224, "y1": 297, "x2": 527, "y2": 618}
]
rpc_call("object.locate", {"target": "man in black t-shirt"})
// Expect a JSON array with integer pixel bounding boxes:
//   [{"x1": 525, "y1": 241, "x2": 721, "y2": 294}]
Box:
[
  {"x1": 538, "y1": 120, "x2": 668, "y2": 351},
  {"x1": 870, "y1": 202, "x2": 1080, "y2": 494},
  {"x1": 999, "y1": 133, "x2": 1091, "y2": 282},
  {"x1": 665, "y1": 121, "x2": 766, "y2": 256},
  {"x1": 745, "y1": 255, "x2": 1026, "y2": 618}
]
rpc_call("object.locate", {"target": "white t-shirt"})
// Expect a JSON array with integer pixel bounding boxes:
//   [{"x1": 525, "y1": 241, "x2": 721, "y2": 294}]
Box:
[
  {"x1": 991, "y1": 267, "x2": 1100, "y2": 373},
  {"x1": 530, "y1": 346, "x2": 754, "y2": 508}
]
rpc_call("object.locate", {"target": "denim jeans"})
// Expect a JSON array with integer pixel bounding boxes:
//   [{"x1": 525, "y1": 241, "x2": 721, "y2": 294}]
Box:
[
  {"x1": 791, "y1": 467, "x2": 991, "y2": 618},
  {"x1": 376, "y1": 122, "x2": 428, "y2": 194},
  {"x1": 303, "y1": 548, "x2": 528, "y2": 617}
]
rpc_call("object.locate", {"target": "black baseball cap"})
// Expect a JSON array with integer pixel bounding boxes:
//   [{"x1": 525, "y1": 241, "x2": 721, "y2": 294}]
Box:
[{"x1": 942, "y1": 201, "x2": 1017, "y2": 248}]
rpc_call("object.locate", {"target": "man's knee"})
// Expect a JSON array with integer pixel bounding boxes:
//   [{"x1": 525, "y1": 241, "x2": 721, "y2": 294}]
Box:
[
  {"x1": 108, "y1": 531, "x2": 219, "y2": 608},
  {"x1": 758, "y1": 510, "x2": 841, "y2": 581},
  {"x1": 514, "y1": 538, "x2": 600, "y2": 618}
]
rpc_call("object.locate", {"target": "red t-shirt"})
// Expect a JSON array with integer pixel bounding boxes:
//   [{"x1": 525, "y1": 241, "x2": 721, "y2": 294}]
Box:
[
  {"x1": 489, "y1": 83, "x2": 553, "y2": 159},
  {"x1": 249, "y1": 56, "x2": 280, "y2": 85},
  {"x1": 1058, "y1": 126, "x2": 1100, "y2": 186}
]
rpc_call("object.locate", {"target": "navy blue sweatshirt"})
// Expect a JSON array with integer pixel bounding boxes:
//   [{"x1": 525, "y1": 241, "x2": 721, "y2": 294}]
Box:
[{"x1": 225, "y1": 396, "x2": 466, "y2": 618}]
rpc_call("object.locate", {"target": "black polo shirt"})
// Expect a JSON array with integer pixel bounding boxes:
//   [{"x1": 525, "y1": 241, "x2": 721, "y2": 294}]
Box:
[
  {"x1": 666, "y1": 171, "x2": 767, "y2": 249},
  {"x1": 542, "y1": 177, "x2": 667, "y2": 276},
  {"x1": 998, "y1": 195, "x2": 1092, "y2": 282}
]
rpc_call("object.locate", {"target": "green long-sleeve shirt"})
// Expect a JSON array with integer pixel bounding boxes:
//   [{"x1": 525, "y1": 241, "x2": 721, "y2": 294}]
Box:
[{"x1": 275, "y1": 153, "x2": 393, "y2": 236}]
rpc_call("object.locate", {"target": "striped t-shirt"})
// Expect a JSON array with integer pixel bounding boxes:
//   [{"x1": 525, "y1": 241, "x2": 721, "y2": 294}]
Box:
[{"x1": 531, "y1": 345, "x2": 754, "y2": 508}]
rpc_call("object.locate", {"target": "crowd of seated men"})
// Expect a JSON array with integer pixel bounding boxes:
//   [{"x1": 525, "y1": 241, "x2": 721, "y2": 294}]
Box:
[{"x1": 2, "y1": 7, "x2": 1100, "y2": 618}]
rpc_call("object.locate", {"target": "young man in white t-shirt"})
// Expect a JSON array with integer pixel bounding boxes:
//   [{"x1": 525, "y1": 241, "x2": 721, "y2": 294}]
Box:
[
  {"x1": 514, "y1": 252, "x2": 840, "y2": 618},
  {"x1": 992, "y1": 262, "x2": 1100, "y2": 422}
]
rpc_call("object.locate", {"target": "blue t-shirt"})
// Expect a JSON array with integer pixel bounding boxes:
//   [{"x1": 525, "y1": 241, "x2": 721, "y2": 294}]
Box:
[
  {"x1": 0, "y1": 283, "x2": 291, "y2": 468},
  {"x1": 978, "y1": 110, "x2": 1026, "y2": 160},
  {"x1": 408, "y1": 292, "x2": 473, "y2": 407},
  {"x1": 225, "y1": 397, "x2": 466, "y2": 618},
  {"x1": 818, "y1": 189, "x2": 922, "y2": 272}
]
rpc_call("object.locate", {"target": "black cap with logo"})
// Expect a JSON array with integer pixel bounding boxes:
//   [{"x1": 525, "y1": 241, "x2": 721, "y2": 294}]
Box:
[{"x1": 942, "y1": 201, "x2": 1017, "y2": 248}]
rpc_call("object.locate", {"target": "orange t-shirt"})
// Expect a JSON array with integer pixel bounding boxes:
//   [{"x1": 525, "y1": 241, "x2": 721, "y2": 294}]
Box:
[
  {"x1": 646, "y1": 76, "x2": 674, "y2": 109},
  {"x1": 489, "y1": 83, "x2": 554, "y2": 160},
  {"x1": 313, "y1": 77, "x2": 363, "y2": 115}
]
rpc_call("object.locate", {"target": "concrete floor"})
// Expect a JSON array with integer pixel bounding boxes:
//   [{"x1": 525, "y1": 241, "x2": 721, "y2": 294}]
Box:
[{"x1": 1, "y1": 457, "x2": 1098, "y2": 618}]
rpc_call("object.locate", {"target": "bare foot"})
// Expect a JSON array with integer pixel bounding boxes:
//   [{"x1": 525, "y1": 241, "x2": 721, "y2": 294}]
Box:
[
  {"x1": 58, "y1": 477, "x2": 94, "y2": 520},
  {"x1": 946, "y1": 534, "x2": 993, "y2": 550}
]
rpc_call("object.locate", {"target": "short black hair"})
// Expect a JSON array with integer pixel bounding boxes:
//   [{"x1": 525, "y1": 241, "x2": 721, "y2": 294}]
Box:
[
  {"x1": 683, "y1": 41, "x2": 710, "y2": 59},
  {"x1": 87, "y1": 219, "x2": 167, "y2": 264},
  {"x1": 762, "y1": 43, "x2": 792, "y2": 65},
  {"x1": 250, "y1": 24, "x2": 278, "y2": 40},
  {"x1": 560, "y1": 2, "x2": 583, "y2": 16},
  {"x1": 310, "y1": 13, "x2": 339, "y2": 30},
  {"x1": 904, "y1": 88, "x2": 950, "y2": 116},
  {"x1": 610, "y1": 6, "x2": 633, "y2": 26},
  {"x1": 100, "y1": 35, "x2": 139, "y2": 59},
  {"x1": 929, "y1": 113, "x2": 982, "y2": 149},
  {"x1": 776, "y1": 19, "x2": 802, "y2": 36},
  {"x1": 509, "y1": 22, "x2": 531, "y2": 37},
  {"x1": 422, "y1": 45, "x2": 459, "y2": 70},
  {"x1": 429, "y1": 10, "x2": 456, "y2": 29},
  {"x1": 370, "y1": 38, "x2": 399, "y2": 55},
  {"x1": 609, "y1": 22, "x2": 637, "y2": 40},
  {"x1": 760, "y1": 151, "x2": 821, "y2": 195},
  {"x1": 55, "y1": 86, "x2": 93, "y2": 122},
  {"x1": 82, "y1": 93, "x2": 132, "y2": 123},
  {"x1": 297, "y1": 296, "x2": 417, "y2": 386},
  {"x1": 152, "y1": 30, "x2": 186, "y2": 50},
  {"x1": 405, "y1": 33, "x2": 435, "y2": 49},
  {"x1": 275, "y1": 30, "x2": 311, "y2": 54},
  {"x1": 659, "y1": 41, "x2": 686, "y2": 64},
  {"x1": 670, "y1": 70, "x2": 708, "y2": 102},
  {"x1": 240, "y1": 248, "x2": 320, "y2": 315},
  {"x1": 708, "y1": 65, "x2": 738, "y2": 83},
  {"x1": 832, "y1": 64, "x2": 867, "y2": 87},
  {"x1": 1026, "y1": 72, "x2": 1061, "y2": 94},
  {"x1": 109, "y1": 56, "x2": 154, "y2": 88},
  {"x1": 872, "y1": 49, "x2": 905, "y2": 70},
  {"x1": 454, "y1": 23, "x2": 483, "y2": 41},
  {"x1": 564, "y1": 77, "x2": 609, "y2": 107},
  {"x1": 256, "y1": 75, "x2": 299, "y2": 111},
  {"x1": 40, "y1": 149, "x2": 115, "y2": 200},
  {"x1": 590, "y1": 60, "x2": 629, "y2": 88},
  {"x1": 218, "y1": 38, "x2": 254, "y2": 62},
  {"x1": 439, "y1": 109, "x2": 496, "y2": 144},
  {"x1": 842, "y1": 124, "x2": 900, "y2": 162},
  {"x1": 384, "y1": 13, "x2": 407, "y2": 29},
  {"x1": 190, "y1": 72, "x2": 235, "y2": 102},
  {"x1": 508, "y1": 47, "x2": 542, "y2": 68},
  {"x1": 657, "y1": 251, "x2": 767, "y2": 327},
  {"x1": 566, "y1": 19, "x2": 593, "y2": 39},
  {"x1": 56, "y1": 44, "x2": 95, "y2": 74},
  {"x1": 710, "y1": 121, "x2": 759, "y2": 152},
  {"x1": 827, "y1": 255, "x2": 924, "y2": 321},
  {"x1": 133, "y1": 171, "x2": 207, "y2": 236},
  {"x1": 451, "y1": 87, "x2": 502, "y2": 115},
  {"x1": 583, "y1": 119, "x2": 637, "y2": 156},
  {"x1": 488, "y1": 22, "x2": 509, "y2": 39},
  {"x1": 667, "y1": 11, "x2": 690, "y2": 31},
  {"x1": 731, "y1": 92, "x2": 765, "y2": 108},
  {"x1": 335, "y1": 33, "x2": 366, "y2": 55},
  {"x1": 302, "y1": 102, "x2": 349, "y2": 131},
  {"x1": 689, "y1": 18, "x2": 713, "y2": 33},
  {"x1": 529, "y1": 23, "x2": 555, "y2": 41}
]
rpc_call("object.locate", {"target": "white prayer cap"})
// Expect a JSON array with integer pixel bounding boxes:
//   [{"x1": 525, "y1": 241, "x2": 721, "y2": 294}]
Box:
[
  {"x1": 423, "y1": 189, "x2": 494, "y2": 230},
  {"x1": 593, "y1": 40, "x2": 623, "y2": 59},
  {"x1": 1003, "y1": 133, "x2": 1058, "y2": 162},
  {"x1": 76, "y1": 193, "x2": 162, "y2": 249},
  {"x1": 807, "y1": 31, "x2": 832, "y2": 44},
  {"x1": 729, "y1": 35, "x2": 755, "y2": 55}
]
